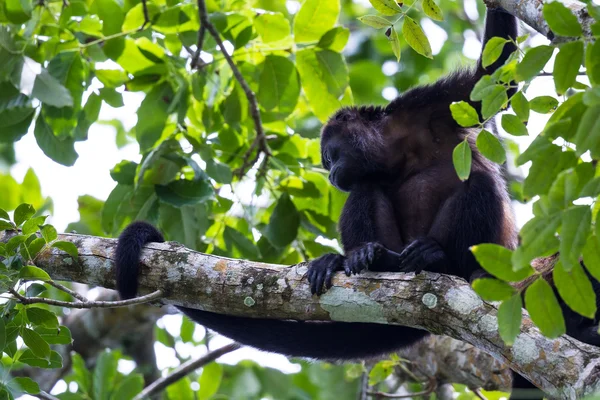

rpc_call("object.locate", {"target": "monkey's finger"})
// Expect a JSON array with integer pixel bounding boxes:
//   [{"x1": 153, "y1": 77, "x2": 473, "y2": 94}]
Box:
[
  {"x1": 325, "y1": 268, "x2": 333, "y2": 289},
  {"x1": 315, "y1": 272, "x2": 326, "y2": 296},
  {"x1": 343, "y1": 260, "x2": 352, "y2": 276}
]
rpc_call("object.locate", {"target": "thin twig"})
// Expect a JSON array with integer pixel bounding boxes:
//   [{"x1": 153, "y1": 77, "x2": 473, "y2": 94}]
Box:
[
  {"x1": 473, "y1": 388, "x2": 487, "y2": 400},
  {"x1": 140, "y1": 0, "x2": 150, "y2": 29},
  {"x1": 9, "y1": 288, "x2": 163, "y2": 309},
  {"x1": 38, "y1": 391, "x2": 60, "y2": 400},
  {"x1": 133, "y1": 342, "x2": 242, "y2": 400},
  {"x1": 196, "y1": 0, "x2": 271, "y2": 178},
  {"x1": 366, "y1": 377, "x2": 437, "y2": 399},
  {"x1": 190, "y1": 0, "x2": 207, "y2": 69},
  {"x1": 537, "y1": 71, "x2": 587, "y2": 77},
  {"x1": 47, "y1": 280, "x2": 87, "y2": 302}
]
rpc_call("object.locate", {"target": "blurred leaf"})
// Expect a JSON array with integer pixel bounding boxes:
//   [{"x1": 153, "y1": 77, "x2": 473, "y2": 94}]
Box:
[
  {"x1": 574, "y1": 106, "x2": 600, "y2": 158},
  {"x1": 166, "y1": 376, "x2": 194, "y2": 400},
  {"x1": 369, "y1": 0, "x2": 402, "y2": 15},
  {"x1": 543, "y1": 2, "x2": 582, "y2": 37},
  {"x1": 358, "y1": 15, "x2": 391, "y2": 29},
  {"x1": 265, "y1": 194, "x2": 300, "y2": 248},
  {"x1": 32, "y1": 70, "x2": 73, "y2": 108},
  {"x1": 14, "y1": 203, "x2": 35, "y2": 226},
  {"x1": 482, "y1": 37, "x2": 508, "y2": 68},
  {"x1": 34, "y1": 115, "x2": 78, "y2": 166},
  {"x1": 156, "y1": 179, "x2": 213, "y2": 207},
  {"x1": 112, "y1": 374, "x2": 144, "y2": 400},
  {"x1": 422, "y1": 0, "x2": 443, "y2": 21},
  {"x1": 471, "y1": 244, "x2": 534, "y2": 281},
  {"x1": 318, "y1": 27, "x2": 350, "y2": 52},
  {"x1": 255, "y1": 12, "x2": 290, "y2": 43},
  {"x1": 294, "y1": 0, "x2": 340, "y2": 43},
  {"x1": 560, "y1": 206, "x2": 591, "y2": 271},
  {"x1": 198, "y1": 362, "x2": 223, "y2": 400},
  {"x1": 7, "y1": 377, "x2": 40, "y2": 395},
  {"x1": 387, "y1": 26, "x2": 401, "y2": 62},
  {"x1": 94, "y1": 351, "x2": 118, "y2": 400}
]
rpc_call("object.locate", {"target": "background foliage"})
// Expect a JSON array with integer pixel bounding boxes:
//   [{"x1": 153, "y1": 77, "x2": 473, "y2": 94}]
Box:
[{"x1": 0, "y1": 0, "x2": 599, "y2": 397}]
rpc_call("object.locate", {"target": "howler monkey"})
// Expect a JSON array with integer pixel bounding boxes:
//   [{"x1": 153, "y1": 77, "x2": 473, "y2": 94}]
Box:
[{"x1": 116, "y1": 8, "x2": 518, "y2": 360}]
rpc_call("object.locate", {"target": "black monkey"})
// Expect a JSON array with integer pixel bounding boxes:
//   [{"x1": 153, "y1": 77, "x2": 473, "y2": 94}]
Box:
[{"x1": 116, "y1": 8, "x2": 518, "y2": 360}]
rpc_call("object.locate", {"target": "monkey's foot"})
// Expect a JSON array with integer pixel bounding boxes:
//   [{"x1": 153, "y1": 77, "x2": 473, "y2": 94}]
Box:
[
  {"x1": 397, "y1": 237, "x2": 447, "y2": 274},
  {"x1": 307, "y1": 253, "x2": 345, "y2": 295},
  {"x1": 343, "y1": 242, "x2": 385, "y2": 275}
]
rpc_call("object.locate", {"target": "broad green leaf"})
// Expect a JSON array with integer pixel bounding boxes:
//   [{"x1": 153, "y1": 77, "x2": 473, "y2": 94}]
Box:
[
  {"x1": 452, "y1": 139, "x2": 472, "y2": 181},
  {"x1": 387, "y1": 26, "x2": 401, "y2": 62},
  {"x1": 180, "y1": 317, "x2": 195, "y2": 343},
  {"x1": 581, "y1": 177, "x2": 600, "y2": 198},
  {"x1": 294, "y1": 0, "x2": 340, "y2": 43},
  {"x1": 515, "y1": 45, "x2": 554, "y2": 82},
  {"x1": 530, "y1": 96, "x2": 559, "y2": 113},
  {"x1": 14, "y1": 203, "x2": 35, "y2": 226},
  {"x1": 402, "y1": 17, "x2": 432, "y2": 59},
  {"x1": 5, "y1": 0, "x2": 32, "y2": 23},
  {"x1": 223, "y1": 227, "x2": 261, "y2": 260},
  {"x1": 481, "y1": 85, "x2": 508, "y2": 119},
  {"x1": 472, "y1": 278, "x2": 516, "y2": 301},
  {"x1": 19, "y1": 349, "x2": 62, "y2": 369},
  {"x1": 205, "y1": 160, "x2": 233, "y2": 184},
  {"x1": 317, "y1": 27, "x2": 350, "y2": 52},
  {"x1": 52, "y1": 241, "x2": 79, "y2": 258},
  {"x1": 265, "y1": 194, "x2": 300, "y2": 248},
  {"x1": 422, "y1": 0, "x2": 443, "y2": 21},
  {"x1": 71, "y1": 353, "x2": 91, "y2": 392},
  {"x1": 0, "y1": 318, "x2": 6, "y2": 353},
  {"x1": 554, "y1": 41, "x2": 584, "y2": 95},
  {"x1": 523, "y1": 150, "x2": 577, "y2": 198},
  {"x1": 155, "y1": 179, "x2": 213, "y2": 207},
  {"x1": 258, "y1": 55, "x2": 300, "y2": 117},
  {"x1": 369, "y1": 360, "x2": 395, "y2": 385},
  {"x1": 34, "y1": 115, "x2": 78, "y2": 166},
  {"x1": 482, "y1": 37, "x2": 508, "y2": 68},
  {"x1": 560, "y1": 206, "x2": 591, "y2": 271},
  {"x1": 0, "y1": 209, "x2": 10, "y2": 221},
  {"x1": 34, "y1": 326, "x2": 72, "y2": 345},
  {"x1": 255, "y1": 12, "x2": 290, "y2": 43},
  {"x1": 471, "y1": 244, "x2": 534, "y2": 281},
  {"x1": 112, "y1": 374, "x2": 144, "y2": 400},
  {"x1": 498, "y1": 294, "x2": 522, "y2": 345},
  {"x1": 0, "y1": 221, "x2": 13, "y2": 231},
  {"x1": 583, "y1": 235, "x2": 600, "y2": 282},
  {"x1": 470, "y1": 75, "x2": 494, "y2": 101},
  {"x1": 369, "y1": 0, "x2": 402, "y2": 15},
  {"x1": 22, "y1": 216, "x2": 47, "y2": 235},
  {"x1": 315, "y1": 50, "x2": 349, "y2": 98},
  {"x1": 358, "y1": 15, "x2": 391, "y2": 29},
  {"x1": 574, "y1": 106, "x2": 600, "y2": 158},
  {"x1": 554, "y1": 261, "x2": 596, "y2": 318},
  {"x1": 548, "y1": 168, "x2": 579, "y2": 209},
  {"x1": 501, "y1": 114, "x2": 528, "y2": 136},
  {"x1": 31, "y1": 70, "x2": 73, "y2": 108},
  {"x1": 450, "y1": 101, "x2": 479, "y2": 127},
  {"x1": 41, "y1": 225, "x2": 57, "y2": 243},
  {"x1": 476, "y1": 129, "x2": 506, "y2": 164},
  {"x1": 135, "y1": 82, "x2": 174, "y2": 151},
  {"x1": 21, "y1": 327, "x2": 50, "y2": 359},
  {"x1": 546, "y1": 92, "x2": 585, "y2": 141},
  {"x1": 26, "y1": 307, "x2": 59, "y2": 329},
  {"x1": 512, "y1": 214, "x2": 561, "y2": 269},
  {"x1": 94, "y1": 351, "x2": 118, "y2": 400},
  {"x1": 543, "y1": 2, "x2": 582, "y2": 37},
  {"x1": 19, "y1": 266, "x2": 51, "y2": 281},
  {"x1": 198, "y1": 362, "x2": 223, "y2": 400},
  {"x1": 511, "y1": 91, "x2": 530, "y2": 122},
  {"x1": 7, "y1": 377, "x2": 40, "y2": 395},
  {"x1": 166, "y1": 376, "x2": 194, "y2": 400},
  {"x1": 586, "y1": 35, "x2": 600, "y2": 84},
  {"x1": 584, "y1": 87, "x2": 600, "y2": 106},
  {"x1": 525, "y1": 278, "x2": 566, "y2": 338}
]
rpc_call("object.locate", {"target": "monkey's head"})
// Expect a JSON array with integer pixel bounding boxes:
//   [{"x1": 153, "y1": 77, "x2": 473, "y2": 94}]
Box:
[{"x1": 320, "y1": 106, "x2": 389, "y2": 192}]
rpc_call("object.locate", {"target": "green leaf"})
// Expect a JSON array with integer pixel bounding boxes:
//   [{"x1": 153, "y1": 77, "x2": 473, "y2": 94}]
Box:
[
  {"x1": 470, "y1": 75, "x2": 494, "y2": 101},
  {"x1": 0, "y1": 209, "x2": 10, "y2": 221},
  {"x1": 205, "y1": 160, "x2": 233, "y2": 184},
  {"x1": 0, "y1": 220, "x2": 13, "y2": 231},
  {"x1": 265, "y1": 194, "x2": 300, "y2": 248},
  {"x1": 560, "y1": 206, "x2": 591, "y2": 271},
  {"x1": 41, "y1": 225, "x2": 57, "y2": 243},
  {"x1": 481, "y1": 85, "x2": 508, "y2": 119},
  {"x1": 317, "y1": 27, "x2": 350, "y2": 52},
  {"x1": 112, "y1": 374, "x2": 144, "y2": 400},
  {"x1": 368, "y1": 0, "x2": 402, "y2": 15},
  {"x1": 452, "y1": 139, "x2": 472, "y2": 181},
  {"x1": 369, "y1": 360, "x2": 395, "y2": 385},
  {"x1": 523, "y1": 150, "x2": 577, "y2": 198},
  {"x1": 52, "y1": 241, "x2": 78, "y2": 258},
  {"x1": 511, "y1": 91, "x2": 530, "y2": 122},
  {"x1": 258, "y1": 55, "x2": 300, "y2": 117},
  {"x1": 554, "y1": 41, "x2": 584, "y2": 95},
  {"x1": 71, "y1": 353, "x2": 91, "y2": 392},
  {"x1": 223, "y1": 227, "x2": 261, "y2": 260},
  {"x1": 574, "y1": 106, "x2": 600, "y2": 158},
  {"x1": 166, "y1": 376, "x2": 194, "y2": 400},
  {"x1": 476, "y1": 129, "x2": 506, "y2": 164},
  {"x1": 22, "y1": 216, "x2": 47, "y2": 235},
  {"x1": 543, "y1": 2, "x2": 582, "y2": 37},
  {"x1": 512, "y1": 214, "x2": 561, "y2": 269},
  {"x1": 34, "y1": 115, "x2": 78, "y2": 166},
  {"x1": 501, "y1": 114, "x2": 528, "y2": 136},
  {"x1": 482, "y1": 37, "x2": 508, "y2": 68},
  {"x1": 294, "y1": 0, "x2": 340, "y2": 43},
  {"x1": 472, "y1": 278, "x2": 516, "y2": 301},
  {"x1": 198, "y1": 362, "x2": 223, "y2": 400},
  {"x1": 358, "y1": 15, "x2": 391, "y2": 29},
  {"x1": 554, "y1": 260, "x2": 596, "y2": 318},
  {"x1": 19, "y1": 349, "x2": 62, "y2": 368},
  {"x1": 19, "y1": 266, "x2": 51, "y2": 281},
  {"x1": 31, "y1": 70, "x2": 73, "y2": 108},
  {"x1": 0, "y1": 318, "x2": 6, "y2": 353},
  {"x1": 34, "y1": 326, "x2": 72, "y2": 345},
  {"x1": 450, "y1": 101, "x2": 479, "y2": 127},
  {"x1": 583, "y1": 236, "x2": 600, "y2": 282},
  {"x1": 5, "y1": 0, "x2": 32, "y2": 23},
  {"x1": 387, "y1": 26, "x2": 401, "y2": 62},
  {"x1": 26, "y1": 307, "x2": 59, "y2": 329},
  {"x1": 255, "y1": 12, "x2": 290, "y2": 43},
  {"x1": 422, "y1": 0, "x2": 443, "y2": 21},
  {"x1": 530, "y1": 96, "x2": 559, "y2": 113},
  {"x1": 402, "y1": 17, "x2": 432, "y2": 59},
  {"x1": 21, "y1": 327, "x2": 50, "y2": 359},
  {"x1": 155, "y1": 179, "x2": 213, "y2": 207},
  {"x1": 471, "y1": 244, "x2": 534, "y2": 281},
  {"x1": 94, "y1": 351, "x2": 118, "y2": 400},
  {"x1": 135, "y1": 83, "x2": 174, "y2": 152},
  {"x1": 14, "y1": 204, "x2": 35, "y2": 227},
  {"x1": 584, "y1": 87, "x2": 600, "y2": 106},
  {"x1": 498, "y1": 294, "x2": 522, "y2": 345},
  {"x1": 525, "y1": 278, "x2": 566, "y2": 338},
  {"x1": 180, "y1": 317, "x2": 195, "y2": 343},
  {"x1": 8, "y1": 377, "x2": 40, "y2": 395},
  {"x1": 515, "y1": 45, "x2": 554, "y2": 82}
]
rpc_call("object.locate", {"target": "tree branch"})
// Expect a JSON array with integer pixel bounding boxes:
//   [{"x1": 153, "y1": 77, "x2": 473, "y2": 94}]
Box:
[
  {"x1": 484, "y1": 0, "x2": 594, "y2": 41},
  {"x1": 8, "y1": 287, "x2": 163, "y2": 308},
  {"x1": 2, "y1": 231, "x2": 600, "y2": 398}
]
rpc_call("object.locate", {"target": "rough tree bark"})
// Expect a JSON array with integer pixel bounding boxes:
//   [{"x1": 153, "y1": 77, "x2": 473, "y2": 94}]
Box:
[{"x1": 1, "y1": 231, "x2": 599, "y2": 399}]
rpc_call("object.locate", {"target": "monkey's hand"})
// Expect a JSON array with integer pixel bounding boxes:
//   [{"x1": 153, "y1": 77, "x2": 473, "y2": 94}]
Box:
[
  {"x1": 343, "y1": 242, "x2": 386, "y2": 275},
  {"x1": 397, "y1": 237, "x2": 447, "y2": 274},
  {"x1": 307, "y1": 253, "x2": 345, "y2": 295}
]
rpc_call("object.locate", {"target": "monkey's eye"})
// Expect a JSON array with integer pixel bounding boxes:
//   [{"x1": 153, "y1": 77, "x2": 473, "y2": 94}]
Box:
[{"x1": 323, "y1": 152, "x2": 332, "y2": 166}]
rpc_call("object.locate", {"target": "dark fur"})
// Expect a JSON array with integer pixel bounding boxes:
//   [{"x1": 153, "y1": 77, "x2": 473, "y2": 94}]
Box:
[{"x1": 115, "y1": 8, "x2": 562, "y2": 395}]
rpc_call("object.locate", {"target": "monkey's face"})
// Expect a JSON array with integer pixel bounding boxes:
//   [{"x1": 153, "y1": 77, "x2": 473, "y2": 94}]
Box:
[{"x1": 320, "y1": 107, "x2": 387, "y2": 192}]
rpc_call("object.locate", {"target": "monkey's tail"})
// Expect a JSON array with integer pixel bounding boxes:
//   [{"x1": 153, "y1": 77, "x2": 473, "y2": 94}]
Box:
[
  {"x1": 115, "y1": 221, "x2": 165, "y2": 300},
  {"x1": 114, "y1": 221, "x2": 428, "y2": 359}
]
